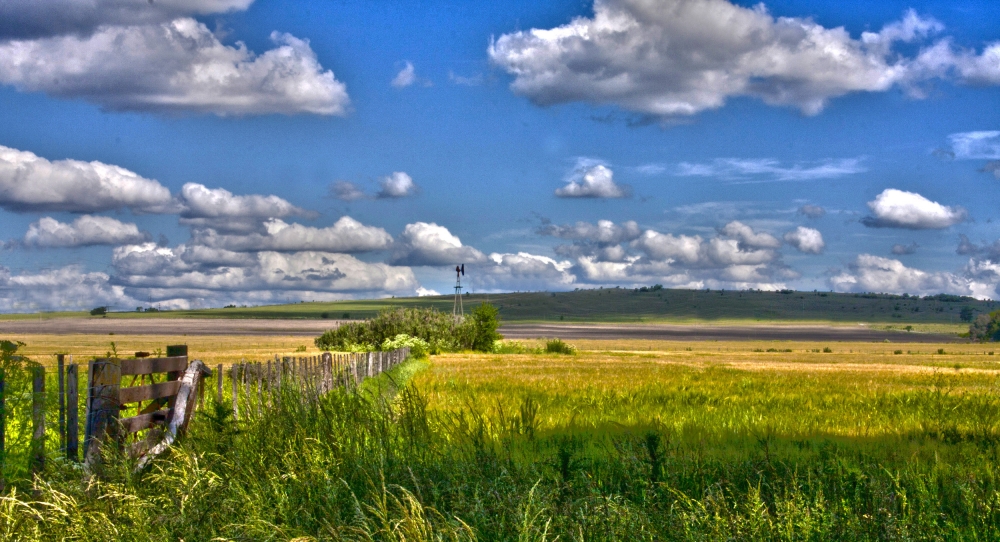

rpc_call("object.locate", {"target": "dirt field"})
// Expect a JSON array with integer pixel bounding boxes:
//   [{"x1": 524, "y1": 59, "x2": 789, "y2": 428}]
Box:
[{"x1": 0, "y1": 317, "x2": 963, "y2": 342}]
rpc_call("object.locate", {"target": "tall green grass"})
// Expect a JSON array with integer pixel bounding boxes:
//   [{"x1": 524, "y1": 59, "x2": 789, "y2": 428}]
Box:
[{"x1": 3, "y1": 354, "x2": 1000, "y2": 539}]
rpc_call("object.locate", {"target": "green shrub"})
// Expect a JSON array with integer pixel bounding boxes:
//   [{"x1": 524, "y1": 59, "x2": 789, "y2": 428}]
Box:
[
  {"x1": 381, "y1": 334, "x2": 430, "y2": 358},
  {"x1": 492, "y1": 340, "x2": 536, "y2": 354},
  {"x1": 315, "y1": 304, "x2": 502, "y2": 353},
  {"x1": 463, "y1": 303, "x2": 502, "y2": 352},
  {"x1": 545, "y1": 338, "x2": 576, "y2": 354}
]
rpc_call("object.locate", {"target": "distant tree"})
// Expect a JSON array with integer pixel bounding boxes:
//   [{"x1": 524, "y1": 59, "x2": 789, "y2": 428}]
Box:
[
  {"x1": 960, "y1": 306, "x2": 976, "y2": 322},
  {"x1": 970, "y1": 312, "x2": 1000, "y2": 342},
  {"x1": 89, "y1": 306, "x2": 107, "y2": 317},
  {"x1": 465, "y1": 302, "x2": 502, "y2": 352}
]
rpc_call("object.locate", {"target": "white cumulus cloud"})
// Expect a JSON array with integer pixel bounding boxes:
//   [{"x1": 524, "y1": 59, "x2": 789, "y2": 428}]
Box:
[
  {"x1": 472, "y1": 252, "x2": 576, "y2": 292},
  {"x1": 830, "y1": 254, "x2": 972, "y2": 296},
  {"x1": 376, "y1": 172, "x2": 418, "y2": 199},
  {"x1": 720, "y1": 221, "x2": 781, "y2": 249},
  {"x1": 178, "y1": 182, "x2": 315, "y2": 233},
  {"x1": 0, "y1": 18, "x2": 350, "y2": 116},
  {"x1": 555, "y1": 164, "x2": 630, "y2": 198},
  {"x1": 23, "y1": 215, "x2": 149, "y2": 248},
  {"x1": 0, "y1": 144, "x2": 173, "y2": 213},
  {"x1": 192, "y1": 217, "x2": 393, "y2": 253},
  {"x1": 0, "y1": 265, "x2": 136, "y2": 312},
  {"x1": 389, "y1": 222, "x2": 486, "y2": 266},
  {"x1": 112, "y1": 243, "x2": 418, "y2": 301},
  {"x1": 783, "y1": 226, "x2": 824, "y2": 254},
  {"x1": 862, "y1": 188, "x2": 967, "y2": 229},
  {"x1": 489, "y1": 0, "x2": 937, "y2": 117},
  {"x1": 539, "y1": 219, "x2": 641, "y2": 244}
]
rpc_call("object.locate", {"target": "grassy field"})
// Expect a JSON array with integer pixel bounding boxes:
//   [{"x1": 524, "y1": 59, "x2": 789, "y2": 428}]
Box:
[
  {"x1": 6, "y1": 287, "x2": 998, "y2": 324},
  {"x1": 4, "y1": 336, "x2": 1000, "y2": 539}
]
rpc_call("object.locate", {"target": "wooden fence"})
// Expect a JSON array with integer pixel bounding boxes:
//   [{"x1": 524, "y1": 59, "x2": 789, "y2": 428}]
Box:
[
  {"x1": 0, "y1": 346, "x2": 412, "y2": 483},
  {"x1": 224, "y1": 348, "x2": 411, "y2": 420}
]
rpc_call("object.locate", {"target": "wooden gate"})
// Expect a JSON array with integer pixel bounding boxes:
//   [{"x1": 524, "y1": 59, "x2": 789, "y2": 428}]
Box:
[{"x1": 84, "y1": 345, "x2": 210, "y2": 470}]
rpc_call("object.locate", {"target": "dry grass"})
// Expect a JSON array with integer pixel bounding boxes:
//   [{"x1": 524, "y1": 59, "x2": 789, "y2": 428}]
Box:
[{"x1": 9, "y1": 333, "x2": 321, "y2": 367}]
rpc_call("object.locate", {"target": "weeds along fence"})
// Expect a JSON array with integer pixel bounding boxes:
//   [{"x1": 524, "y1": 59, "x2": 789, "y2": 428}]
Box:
[
  {"x1": 0, "y1": 345, "x2": 411, "y2": 487},
  {"x1": 218, "y1": 348, "x2": 411, "y2": 421}
]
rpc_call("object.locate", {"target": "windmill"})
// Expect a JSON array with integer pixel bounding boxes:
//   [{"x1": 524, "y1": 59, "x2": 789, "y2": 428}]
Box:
[{"x1": 453, "y1": 264, "x2": 465, "y2": 318}]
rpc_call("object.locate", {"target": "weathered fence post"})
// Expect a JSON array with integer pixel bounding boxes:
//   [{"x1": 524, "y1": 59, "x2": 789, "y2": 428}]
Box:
[
  {"x1": 85, "y1": 358, "x2": 121, "y2": 469},
  {"x1": 266, "y1": 361, "x2": 273, "y2": 404},
  {"x1": 216, "y1": 364, "x2": 223, "y2": 404},
  {"x1": 31, "y1": 365, "x2": 45, "y2": 475},
  {"x1": 242, "y1": 361, "x2": 251, "y2": 413},
  {"x1": 165, "y1": 345, "x2": 186, "y2": 416},
  {"x1": 57, "y1": 354, "x2": 66, "y2": 454},
  {"x1": 67, "y1": 363, "x2": 79, "y2": 462},
  {"x1": 231, "y1": 364, "x2": 239, "y2": 420},
  {"x1": 254, "y1": 362, "x2": 261, "y2": 415},
  {"x1": 197, "y1": 369, "x2": 205, "y2": 410}
]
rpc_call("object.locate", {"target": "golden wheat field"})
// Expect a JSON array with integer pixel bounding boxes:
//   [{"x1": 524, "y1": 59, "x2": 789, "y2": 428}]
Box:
[{"x1": 413, "y1": 340, "x2": 1000, "y2": 440}]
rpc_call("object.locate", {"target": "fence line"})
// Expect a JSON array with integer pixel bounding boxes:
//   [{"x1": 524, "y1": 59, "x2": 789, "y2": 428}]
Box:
[
  {"x1": 0, "y1": 346, "x2": 412, "y2": 482},
  {"x1": 224, "y1": 348, "x2": 411, "y2": 420}
]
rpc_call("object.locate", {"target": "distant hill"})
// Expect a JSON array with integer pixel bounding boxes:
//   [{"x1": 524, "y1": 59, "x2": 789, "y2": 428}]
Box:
[{"x1": 53, "y1": 287, "x2": 1000, "y2": 324}]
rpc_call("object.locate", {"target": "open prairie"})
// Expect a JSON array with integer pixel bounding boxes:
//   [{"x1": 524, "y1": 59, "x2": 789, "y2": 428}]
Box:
[{"x1": 7, "y1": 332, "x2": 1000, "y2": 539}]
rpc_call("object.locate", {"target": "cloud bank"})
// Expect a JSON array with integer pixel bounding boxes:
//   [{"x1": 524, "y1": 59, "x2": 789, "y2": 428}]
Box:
[
  {"x1": 490, "y1": 1, "x2": 957, "y2": 117},
  {"x1": 192, "y1": 217, "x2": 393, "y2": 253}
]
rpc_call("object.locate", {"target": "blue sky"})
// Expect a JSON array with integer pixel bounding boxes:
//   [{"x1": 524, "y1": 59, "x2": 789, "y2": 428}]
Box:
[{"x1": 1, "y1": 0, "x2": 999, "y2": 311}]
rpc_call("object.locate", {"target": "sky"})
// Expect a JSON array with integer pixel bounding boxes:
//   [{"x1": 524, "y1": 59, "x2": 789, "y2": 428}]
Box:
[{"x1": 1, "y1": 0, "x2": 1000, "y2": 312}]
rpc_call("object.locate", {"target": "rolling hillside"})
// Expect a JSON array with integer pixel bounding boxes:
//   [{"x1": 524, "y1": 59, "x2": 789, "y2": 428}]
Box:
[{"x1": 25, "y1": 287, "x2": 999, "y2": 324}]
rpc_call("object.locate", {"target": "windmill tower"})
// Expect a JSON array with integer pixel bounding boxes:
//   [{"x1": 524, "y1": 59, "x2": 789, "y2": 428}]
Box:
[{"x1": 453, "y1": 264, "x2": 465, "y2": 318}]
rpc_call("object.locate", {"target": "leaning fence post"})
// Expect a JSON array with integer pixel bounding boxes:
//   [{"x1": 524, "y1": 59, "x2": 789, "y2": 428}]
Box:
[
  {"x1": 67, "y1": 363, "x2": 79, "y2": 462},
  {"x1": 31, "y1": 365, "x2": 45, "y2": 475},
  {"x1": 216, "y1": 364, "x2": 223, "y2": 405},
  {"x1": 85, "y1": 358, "x2": 121, "y2": 470},
  {"x1": 57, "y1": 354, "x2": 66, "y2": 454}
]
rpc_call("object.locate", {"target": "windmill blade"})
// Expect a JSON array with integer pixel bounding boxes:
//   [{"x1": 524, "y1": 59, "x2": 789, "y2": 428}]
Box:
[{"x1": 461, "y1": 264, "x2": 465, "y2": 276}]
